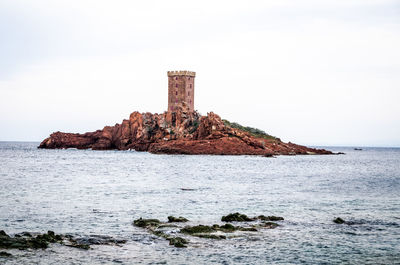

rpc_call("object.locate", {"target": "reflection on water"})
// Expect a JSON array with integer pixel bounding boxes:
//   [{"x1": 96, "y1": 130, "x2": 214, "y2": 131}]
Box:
[{"x1": 0, "y1": 142, "x2": 399, "y2": 264}]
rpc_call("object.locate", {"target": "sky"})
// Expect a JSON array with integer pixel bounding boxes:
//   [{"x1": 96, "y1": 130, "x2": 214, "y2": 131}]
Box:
[{"x1": 0, "y1": 0, "x2": 399, "y2": 147}]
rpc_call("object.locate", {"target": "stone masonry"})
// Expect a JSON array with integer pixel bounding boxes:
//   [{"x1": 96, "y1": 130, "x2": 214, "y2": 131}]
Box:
[{"x1": 167, "y1": 70, "x2": 195, "y2": 112}]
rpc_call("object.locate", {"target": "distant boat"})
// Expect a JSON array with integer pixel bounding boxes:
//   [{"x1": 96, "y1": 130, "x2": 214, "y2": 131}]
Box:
[{"x1": 354, "y1": 148, "x2": 363, "y2": 151}]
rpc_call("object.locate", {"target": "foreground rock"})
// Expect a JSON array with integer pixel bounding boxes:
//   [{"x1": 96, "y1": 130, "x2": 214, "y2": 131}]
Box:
[
  {"x1": 39, "y1": 105, "x2": 333, "y2": 156},
  {"x1": 133, "y1": 213, "x2": 284, "y2": 248},
  {"x1": 0, "y1": 230, "x2": 61, "y2": 250},
  {"x1": 221, "y1": 212, "x2": 285, "y2": 222},
  {"x1": 0, "y1": 230, "x2": 126, "y2": 251}
]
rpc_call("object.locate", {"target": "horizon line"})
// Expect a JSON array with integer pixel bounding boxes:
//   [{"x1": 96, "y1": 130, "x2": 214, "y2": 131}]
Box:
[{"x1": 0, "y1": 140, "x2": 399, "y2": 149}]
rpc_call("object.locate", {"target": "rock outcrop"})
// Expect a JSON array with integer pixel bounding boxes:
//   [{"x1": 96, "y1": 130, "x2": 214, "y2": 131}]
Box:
[
  {"x1": 133, "y1": 213, "x2": 285, "y2": 248},
  {"x1": 39, "y1": 104, "x2": 332, "y2": 155}
]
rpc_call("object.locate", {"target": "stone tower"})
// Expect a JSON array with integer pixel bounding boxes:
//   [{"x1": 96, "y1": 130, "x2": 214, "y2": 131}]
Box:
[{"x1": 167, "y1": 70, "x2": 195, "y2": 112}]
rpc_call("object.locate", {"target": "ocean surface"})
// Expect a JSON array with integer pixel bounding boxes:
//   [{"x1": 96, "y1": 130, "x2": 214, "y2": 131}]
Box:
[{"x1": 0, "y1": 142, "x2": 399, "y2": 264}]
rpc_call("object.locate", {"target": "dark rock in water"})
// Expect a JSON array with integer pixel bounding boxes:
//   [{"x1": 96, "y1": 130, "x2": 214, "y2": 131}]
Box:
[
  {"x1": 73, "y1": 235, "x2": 127, "y2": 246},
  {"x1": 0, "y1": 251, "x2": 12, "y2": 257},
  {"x1": 133, "y1": 217, "x2": 190, "y2": 248},
  {"x1": 152, "y1": 230, "x2": 169, "y2": 239},
  {"x1": 180, "y1": 225, "x2": 228, "y2": 239},
  {"x1": 333, "y1": 217, "x2": 345, "y2": 224},
  {"x1": 65, "y1": 234, "x2": 127, "y2": 250},
  {"x1": 133, "y1": 218, "x2": 161, "y2": 228},
  {"x1": 133, "y1": 214, "x2": 283, "y2": 248},
  {"x1": 168, "y1": 216, "x2": 189, "y2": 223},
  {"x1": 35, "y1": 231, "x2": 62, "y2": 243},
  {"x1": 181, "y1": 223, "x2": 257, "y2": 236},
  {"x1": 258, "y1": 215, "x2": 284, "y2": 221},
  {"x1": 28, "y1": 237, "x2": 49, "y2": 249},
  {"x1": 0, "y1": 230, "x2": 126, "y2": 252},
  {"x1": 221, "y1": 213, "x2": 253, "y2": 222},
  {"x1": 354, "y1": 148, "x2": 362, "y2": 151},
  {"x1": 213, "y1": 223, "x2": 258, "y2": 233},
  {"x1": 181, "y1": 225, "x2": 216, "y2": 234},
  {"x1": 337, "y1": 152, "x2": 345, "y2": 155},
  {"x1": 167, "y1": 237, "x2": 188, "y2": 248},
  {"x1": 0, "y1": 230, "x2": 63, "y2": 250},
  {"x1": 218, "y1": 223, "x2": 236, "y2": 232}
]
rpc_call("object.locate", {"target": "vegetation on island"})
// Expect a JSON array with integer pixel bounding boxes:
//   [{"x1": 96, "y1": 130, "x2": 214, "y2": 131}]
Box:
[{"x1": 222, "y1": 119, "x2": 280, "y2": 142}]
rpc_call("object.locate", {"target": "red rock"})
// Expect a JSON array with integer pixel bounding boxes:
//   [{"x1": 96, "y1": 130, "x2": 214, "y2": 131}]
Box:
[{"x1": 39, "y1": 105, "x2": 333, "y2": 156}]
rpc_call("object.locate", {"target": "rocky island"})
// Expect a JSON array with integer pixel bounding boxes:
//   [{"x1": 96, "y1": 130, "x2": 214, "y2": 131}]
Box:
[
  {"x1": 39, "y1": 105, "x2": 332, "y2": 156},
  {"x1": 39, "y1": 70, "x2": 332, "y2": 155}
]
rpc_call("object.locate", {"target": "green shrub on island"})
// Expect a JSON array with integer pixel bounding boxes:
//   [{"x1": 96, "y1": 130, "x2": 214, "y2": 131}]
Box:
[{"x1": 222, "y1": 119, "x2": 279, "y2": 141}]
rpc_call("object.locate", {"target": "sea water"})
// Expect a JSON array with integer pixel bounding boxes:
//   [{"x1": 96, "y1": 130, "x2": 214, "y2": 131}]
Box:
[{"x1": 0, "y1": 142, "x2": 399, "y2": 264}]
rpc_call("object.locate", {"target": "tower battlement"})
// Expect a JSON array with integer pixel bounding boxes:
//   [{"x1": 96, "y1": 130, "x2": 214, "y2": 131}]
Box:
[
  {"x1": 167, "y1": 70, "x2": 196, "y2": 77},
  {"x1": 168, "y1": 70, "x2": 195, "y2": 112}
]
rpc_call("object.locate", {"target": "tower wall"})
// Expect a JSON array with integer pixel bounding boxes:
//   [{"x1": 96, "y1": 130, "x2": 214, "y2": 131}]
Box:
[{"x1": 167, "y1": 71, "x2": 195, "y2": 112}]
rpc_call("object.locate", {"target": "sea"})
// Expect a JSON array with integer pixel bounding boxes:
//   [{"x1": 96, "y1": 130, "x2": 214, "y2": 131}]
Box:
[{"x1": 0, "y1": 142, "x2": 399, "y2": 264}]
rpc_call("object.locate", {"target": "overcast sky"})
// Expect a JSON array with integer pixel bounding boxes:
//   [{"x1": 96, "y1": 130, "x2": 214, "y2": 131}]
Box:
[{"x1": 1, "y1": 0, "x2": 399, "y2": 147}]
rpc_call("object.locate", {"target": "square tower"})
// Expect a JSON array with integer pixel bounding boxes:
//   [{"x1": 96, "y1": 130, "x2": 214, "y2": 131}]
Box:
[{"x1": 167, "y1": 70, "x2": 195, "y2": 112}]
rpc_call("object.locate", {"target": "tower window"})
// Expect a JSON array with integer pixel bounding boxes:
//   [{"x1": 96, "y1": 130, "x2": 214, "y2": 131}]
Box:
[
  {"x1": 175, "y1": 84, "x2": 178, "y2": 88},
  {"x1": 190, "y1": 84, "x2": 192, "y2": 88},
  {"x1": 176, "y1": 91, "x2": 178, "y2": 95},
  {"x1": 188, "y1": 77, "x2": 190, "y2": 80},
  {"x1": 175, "y1": 77, "x2": 177, "y2": 80},
  {"x1": 188, "y1": 92, "x2": 190, "y2": 96}
]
